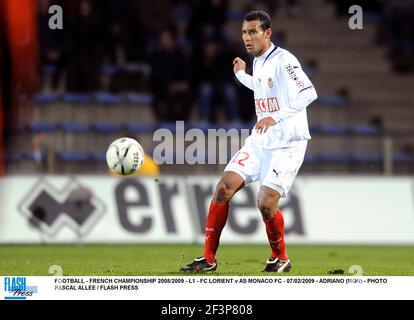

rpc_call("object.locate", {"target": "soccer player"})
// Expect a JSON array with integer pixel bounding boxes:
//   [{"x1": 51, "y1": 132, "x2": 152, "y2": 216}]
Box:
[{"x1": 180, "y1": 10, "x2": 317, "y2": 273}]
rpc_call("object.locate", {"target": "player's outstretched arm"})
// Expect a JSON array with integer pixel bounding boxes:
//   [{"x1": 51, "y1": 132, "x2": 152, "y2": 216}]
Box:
[
  {"x1": 271, "y1": 86, "x2": 317, "y2": 124},
  {"x1": 233, "y1": 57, "x2": 253, "y2": 91},
  {"x1": 270, "y1": 52, "x2": 318, "y2": 124}
]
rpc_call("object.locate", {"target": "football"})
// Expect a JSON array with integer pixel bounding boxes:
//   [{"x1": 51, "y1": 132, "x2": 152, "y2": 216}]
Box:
[{"x1": 106, "y1": 137, "x2": 145, "y2": 175}]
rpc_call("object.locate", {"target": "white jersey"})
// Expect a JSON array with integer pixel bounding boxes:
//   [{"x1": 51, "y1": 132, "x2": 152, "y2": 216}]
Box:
[
  {"x1": 227, "y1": 44, "x2": 316, "y2": 197},
  {"x1": 236, "y1": 43, "x2": 316, "y2": 148}
]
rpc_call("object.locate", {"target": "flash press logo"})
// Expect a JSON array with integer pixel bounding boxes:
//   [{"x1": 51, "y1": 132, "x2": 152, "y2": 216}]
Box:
[
  {"x1": 3, "y1": 277, "x2": 37, "y2": 300},
  {"x1": 18, "y1": 178, "x2": 105, "y2": 237}
]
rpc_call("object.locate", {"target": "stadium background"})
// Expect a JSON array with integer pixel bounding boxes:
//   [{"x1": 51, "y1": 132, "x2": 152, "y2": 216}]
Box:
[{"x1": 0, "y1": 0, "x2": 413, "y2": 276}]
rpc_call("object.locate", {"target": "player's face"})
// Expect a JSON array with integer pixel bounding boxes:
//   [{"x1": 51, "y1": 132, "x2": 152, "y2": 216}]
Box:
[{"x1": 242, "y1": 20, "x2": 271, "y2": 56}]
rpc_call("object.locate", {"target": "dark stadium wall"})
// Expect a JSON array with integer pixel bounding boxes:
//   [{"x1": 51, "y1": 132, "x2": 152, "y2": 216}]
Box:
[
  {"x1": 0, "y1": 0, "x2": 5, "y2": 175},
  {"x1": 0, "y1": 0, "x2": 39, "y2": 175}
]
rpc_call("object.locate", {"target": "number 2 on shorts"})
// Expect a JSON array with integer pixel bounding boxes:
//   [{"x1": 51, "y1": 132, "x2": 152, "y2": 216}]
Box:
[{"x1": 231, "y1": 151, "x2": 249, "y2": 167}]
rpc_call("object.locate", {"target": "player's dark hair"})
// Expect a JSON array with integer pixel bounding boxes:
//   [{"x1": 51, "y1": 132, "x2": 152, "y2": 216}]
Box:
[{"x1": 244, "y1": 10, "x2": 272, "y2": 30}]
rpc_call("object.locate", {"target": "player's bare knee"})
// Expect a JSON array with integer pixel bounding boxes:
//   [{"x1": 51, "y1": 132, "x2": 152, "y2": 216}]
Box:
[
  {"x1": 214, "y1": 180, "x2": 236, "y2": 203},
  {"x1": 257, "y1": 187, "x2": 281, "y2": 220},
  {"x1": 257, "y1": 199, "x2": 275, "y2": 220}
]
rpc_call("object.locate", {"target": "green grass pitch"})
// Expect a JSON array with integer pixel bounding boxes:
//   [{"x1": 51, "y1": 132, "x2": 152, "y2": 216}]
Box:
[{"x1": 1, "y1": 244, "x2": 413, "y2": 276}]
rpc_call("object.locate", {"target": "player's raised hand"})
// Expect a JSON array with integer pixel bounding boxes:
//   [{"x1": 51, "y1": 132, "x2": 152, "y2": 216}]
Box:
[
  {"x1": 255, "y1": 116, "x2": 277, "y2": 134},
  {"x1": 233, "y1": 57, "x2": 246, "y2": 74}
]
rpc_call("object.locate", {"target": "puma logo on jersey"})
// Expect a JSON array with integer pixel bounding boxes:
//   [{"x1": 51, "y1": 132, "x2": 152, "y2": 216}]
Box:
[{"x1": 255, "y1": 97, "x2": 280, "y2": 113}]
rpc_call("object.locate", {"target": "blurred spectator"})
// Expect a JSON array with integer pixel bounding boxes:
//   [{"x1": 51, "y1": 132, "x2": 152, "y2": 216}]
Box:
[
  {"x1": 123, "y1": 0, "x2": 153, "y2": 63},
  {"x1": 193, "y1": 40, "x2": 240, "y2": 123},
  {"x1": 382, "y1": 0, "x2": 414, "y2": 73},
  {"x1": 369, "y1": 116, "x2": 384, "y2": 132},
  {"x1": 98, "y1": 0, "x2": 132, "y2": 64},
  {"x1": 38, "y1": 0, "x2": 68, "y2": 90},
  {"x1": 272, "y1": 30, "x2": 287, "y2": 48},
  {"x1": 244, "y1": 0, "x2": 278, "y2": 17},
  {"x1": 337, "y1": 87, "x2": 351, "y2": 104},
  {"x1": 136, "y1": 0, "x2": 173, "y2": 36},
  {"x1": 331, "y1": 0, "x2": 414, "y2": 73},
  {"x1": 150, "y1": 29, "x2": 191, "y2": 122},
  {"x1": 400, "y1": 144, "x2": 414, "y2": 157},
  {"x1": 286, "y1": 0, "x2": 300, "y2": 18},
  {"x1": 303, "y1": 58, "x2": 319, "y2": 77},
  {"x1": 171, "y1": 1, "x2": 192, "y2": 50},
  {"x1": 66, "y1": 0, "x2": 102, "y2": 92},
  {"x1": 187, "y1": 0, "x2": 229, "y2": 47}
]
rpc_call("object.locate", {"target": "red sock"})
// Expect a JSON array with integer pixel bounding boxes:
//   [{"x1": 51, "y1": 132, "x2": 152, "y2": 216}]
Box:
[
  {"x1": 203, "y1": 201, "x2": 229, "y2": 264},
  {"x1": 264, "y1": 208, "x2": 288, "y2": 261}
]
